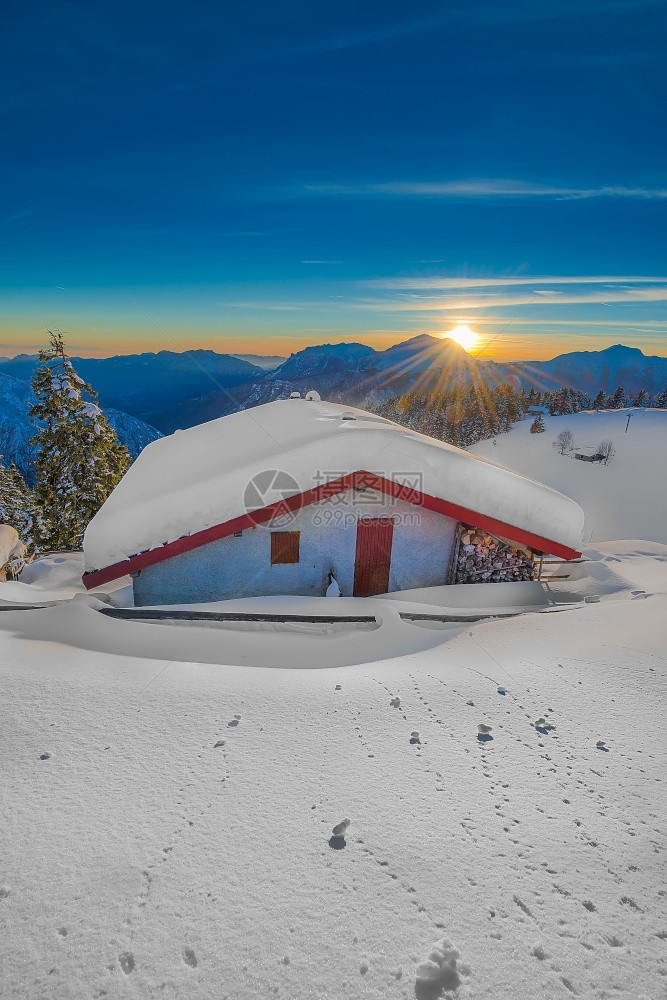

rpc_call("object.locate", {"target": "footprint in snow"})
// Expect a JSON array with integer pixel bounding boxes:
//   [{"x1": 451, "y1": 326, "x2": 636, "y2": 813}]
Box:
[
  {"x1": 227, "y1": 715, "x2": 241, "y2": 728},
  {"x1": 409, "y1": 731, "x2": 421, "y2": 745},
  {"x1": 183, "y1": 947, "x2": 198, "y2": 967},
  {"x1": 39, "y1": 752, "x2": 51, "y2": 760},
  {"x1": 390, "y1": 697, "x2": 401, "y2": 708},
  {"x1": 497, "y1": 688, "x2": 506, "y2": 696},
  {"x1": 596, "y1": 741, "x2": 609, "y2": 752},
  {"x1": 477, "y1": 724, "x2": 493, "y2": 743},
  {"x1": 119, "y1": 952, "x2": 135, "y2": 975}
]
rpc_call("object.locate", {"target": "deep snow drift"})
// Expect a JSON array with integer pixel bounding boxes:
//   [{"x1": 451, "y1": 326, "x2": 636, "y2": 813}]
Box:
[
  {"x1": 471, "y1": 408, "x2": 667, "y2": 545},
  {"x1": 1, "y1": 542, "x2": 666, "y2": 999}
]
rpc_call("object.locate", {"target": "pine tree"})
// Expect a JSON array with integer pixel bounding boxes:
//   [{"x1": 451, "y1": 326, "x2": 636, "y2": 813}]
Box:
[
  {"x1": 609, "y1": 385, "x2": 626, "y2": 409},
  {"x1": 29, "y1": 330, "x2": 131, "y2": 550},
  {"x1": 592, "y1": 389, "x2": 606, "y2": 410},
  {"x1": 0, "y1": 458, "x2": 39, "y2": 551},
  {"x1": 656, "y1": 387, "x2": 667, "y2": 409},
  {"x1": 530, "y1": 414, "x2": 545, "y2": 433}
]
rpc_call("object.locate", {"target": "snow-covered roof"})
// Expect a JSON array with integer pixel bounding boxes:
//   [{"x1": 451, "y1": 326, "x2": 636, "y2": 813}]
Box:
[{"x1": 83, "y1": 399, "x2": 584, "y2": 579}]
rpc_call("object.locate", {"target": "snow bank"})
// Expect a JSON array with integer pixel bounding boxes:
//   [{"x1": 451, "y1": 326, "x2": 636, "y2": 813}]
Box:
[
  {"x1": 84, "y1": 399, "x2": 584, "y2": 573},
  {"x1": 0, "y1": 552, "x2": 130, "y2": 605}
]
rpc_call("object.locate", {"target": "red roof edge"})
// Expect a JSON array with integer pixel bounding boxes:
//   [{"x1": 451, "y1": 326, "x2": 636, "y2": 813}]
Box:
[{"x1": 82, "y1": 470, "x2": 581, "y2": 589}]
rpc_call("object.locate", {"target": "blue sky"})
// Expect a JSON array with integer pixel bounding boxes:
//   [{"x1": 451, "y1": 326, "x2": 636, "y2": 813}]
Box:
[{"x1": 1, "y1": 0, "x2": 666, "y2": 359}]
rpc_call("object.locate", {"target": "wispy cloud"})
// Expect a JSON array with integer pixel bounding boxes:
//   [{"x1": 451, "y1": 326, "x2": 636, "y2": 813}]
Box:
[
  {"x1": 256, "y1": 1, "x2": 664, "y2": 61},
  {"x1": 355, "y1": 275, "x2": 667, "y2": 319},
  {"x1": 359, "y1": 287, "x2": 667, "y2": 312},
  {"x1": 305, "y1": 180, "x2": 667, "y2": 201},
  {"x1": 254, "y1": 12, "x2": 454, "y2": 59},
  {"x1": 369, "y1": 274, "x2": 667, "y2": 290}
]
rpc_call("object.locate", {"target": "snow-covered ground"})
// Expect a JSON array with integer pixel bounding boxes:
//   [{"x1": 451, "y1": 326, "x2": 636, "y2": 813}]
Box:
[
  {"x1": 0, "y1": 552, "x2": 132, "y2": 607},
  {"x1": 1, "y1": 540, "x2": 666, "y2": 999},
  {"x1": 470, "y1": 408, "x2": 667, "y2": 544}
]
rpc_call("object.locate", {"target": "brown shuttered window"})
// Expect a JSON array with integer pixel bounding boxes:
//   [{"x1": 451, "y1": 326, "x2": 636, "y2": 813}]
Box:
[{"x1": 270, "y1": 531, "x2": 300, "y2": 564}]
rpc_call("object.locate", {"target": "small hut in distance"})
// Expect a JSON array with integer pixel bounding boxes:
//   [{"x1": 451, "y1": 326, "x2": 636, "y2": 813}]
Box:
[{"x1": 574, "y1": 446, "x2": 604, "y2": 463}]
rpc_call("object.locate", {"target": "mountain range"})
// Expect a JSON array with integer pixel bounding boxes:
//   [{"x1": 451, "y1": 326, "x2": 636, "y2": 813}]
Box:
[{"x1": 1, "y1": 338, "x2": 666, "y2": 442}]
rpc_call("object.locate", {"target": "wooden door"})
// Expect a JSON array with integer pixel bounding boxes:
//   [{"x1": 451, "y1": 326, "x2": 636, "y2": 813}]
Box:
[{"x1": 353, "y1": 517, "x2": 394, "y2": 597}]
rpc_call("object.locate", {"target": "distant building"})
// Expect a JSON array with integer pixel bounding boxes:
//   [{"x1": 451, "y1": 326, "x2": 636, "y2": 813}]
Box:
[
  {"x1": 574, "y1": 447, "x2": 604, "y2": 463},
  {"x1": 83, "y1": 399, "x2": 583, "y2": 604},
  {"x1": 526, "y1": 404, "x2": 549, "y2": 416}
]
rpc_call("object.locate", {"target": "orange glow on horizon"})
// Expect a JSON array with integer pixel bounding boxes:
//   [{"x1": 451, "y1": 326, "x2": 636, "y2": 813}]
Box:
[{"x1": 0, "y1": 318, "x2": 662, "y2": 362}]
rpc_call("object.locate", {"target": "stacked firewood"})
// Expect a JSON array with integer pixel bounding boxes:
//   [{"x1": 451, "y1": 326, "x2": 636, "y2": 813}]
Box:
[{"x1": 454, "y1": 529, "x2": 534, "y2": 584}]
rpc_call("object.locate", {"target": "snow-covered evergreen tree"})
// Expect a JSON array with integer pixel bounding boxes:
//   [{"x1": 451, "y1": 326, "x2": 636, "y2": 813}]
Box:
[
  {"x1": 592, "y1": 389, "x2": 606, "y2": 410},
  {"x1": 656, "y1": 387, "x2": 667, "y2": 409},
  {"x1": 530, "y1": 414, "x2": 545, "y2": 433},
  {"x1": 29, "y1": 330, "x2": 130, "y2": 549},
  {"x1": 0, "y1": 457, "x2": 39, "y2": 551},
  {"x1": 607, "y1": 385, "x2": 626, "y2": 409}
]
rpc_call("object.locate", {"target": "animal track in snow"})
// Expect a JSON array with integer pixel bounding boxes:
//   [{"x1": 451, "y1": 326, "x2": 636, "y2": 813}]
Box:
[
  {"x1": 358, "y1": 841, "x2": 433, "y2": 920},
  {"x1": 228, "y1": 715, "x2": 242, "y2": 727},
  {"x1": 119, "y1": 952, "x2": 135, "y2": 975},
  {"x1": 183, "y1": 946, "x2": 198, "y2": 968},
  {"x1": 513, "y1": 895, "x2": 536, "y2": 920}
]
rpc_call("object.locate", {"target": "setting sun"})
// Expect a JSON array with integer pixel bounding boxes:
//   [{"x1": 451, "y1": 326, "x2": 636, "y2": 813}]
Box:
[{"x1": 446, "y1": 325, "x2": 479, "y2": 351}]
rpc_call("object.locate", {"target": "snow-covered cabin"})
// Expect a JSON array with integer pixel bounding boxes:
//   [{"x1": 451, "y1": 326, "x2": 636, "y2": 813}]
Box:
[{"x1": 82, "y1": 398, "x2": 584, "y2": 604}]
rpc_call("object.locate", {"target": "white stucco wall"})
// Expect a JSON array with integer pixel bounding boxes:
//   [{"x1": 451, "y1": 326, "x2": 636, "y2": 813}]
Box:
[{"x1": 133, "y1": 489, "x2": 459, "y2": 605}]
